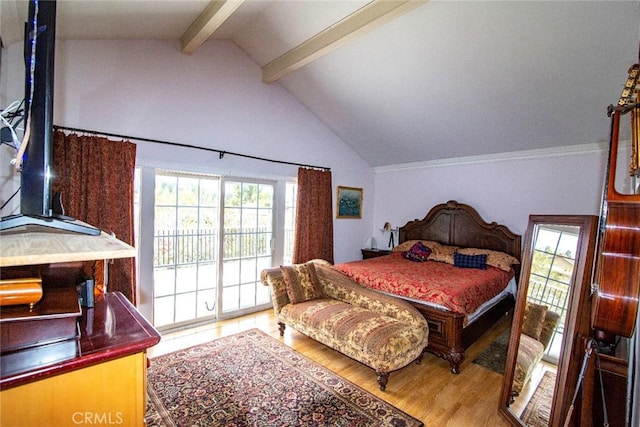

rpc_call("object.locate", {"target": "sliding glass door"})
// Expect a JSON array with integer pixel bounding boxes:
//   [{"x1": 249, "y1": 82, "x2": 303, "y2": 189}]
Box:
[
  {"x1": 221, "y1": 180, "x2": 274, "y2": 315},
  {"x1": 152, "y1": 172, "x2": 220, "y2": 328},
  {"x1": 136, "y1": 168, "x2": 293, "y2": 329}
]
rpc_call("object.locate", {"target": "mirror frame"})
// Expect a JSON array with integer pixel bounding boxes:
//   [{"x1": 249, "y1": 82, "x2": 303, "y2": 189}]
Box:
[{"x1": 499, "y1": 215, "x2": 598, "y2": 426}]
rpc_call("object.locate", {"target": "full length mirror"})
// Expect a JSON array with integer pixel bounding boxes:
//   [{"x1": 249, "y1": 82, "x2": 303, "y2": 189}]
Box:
[{"x1": 499, "y1": 215, "x2": 598, "y2": 427}]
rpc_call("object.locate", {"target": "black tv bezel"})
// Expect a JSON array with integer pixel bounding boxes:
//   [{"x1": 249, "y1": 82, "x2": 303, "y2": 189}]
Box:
[{"x1": 0, "y1": 0, "x2": 98, "y2": 235}]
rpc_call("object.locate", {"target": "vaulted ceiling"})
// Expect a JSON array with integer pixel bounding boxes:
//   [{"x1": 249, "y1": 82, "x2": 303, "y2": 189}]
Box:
[{"x1": 2, "y1": 1, "x2": 639, "y2": 167}]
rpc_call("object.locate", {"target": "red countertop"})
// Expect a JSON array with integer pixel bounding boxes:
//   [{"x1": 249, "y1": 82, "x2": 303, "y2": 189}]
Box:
[{"x1": 1, "y1": 292, "x2": 161, "y2": 390}]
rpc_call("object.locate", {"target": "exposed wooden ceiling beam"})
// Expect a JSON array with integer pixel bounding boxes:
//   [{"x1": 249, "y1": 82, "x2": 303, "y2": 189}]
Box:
[
  {"x1": 181, "y1": 0, "x2": 244, "y2": 54},
  {"x1": 262, "y1": 0, "x2": 427, "y2": 83}
]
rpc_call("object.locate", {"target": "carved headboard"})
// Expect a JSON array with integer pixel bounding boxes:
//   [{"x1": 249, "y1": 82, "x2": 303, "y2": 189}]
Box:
[{"x1": 398, "y1": 200, "x2": 522, "y2": 264}]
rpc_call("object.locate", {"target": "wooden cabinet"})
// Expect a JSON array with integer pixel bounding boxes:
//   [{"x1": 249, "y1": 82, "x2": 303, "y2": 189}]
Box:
[
  {"x1": 361, "y1": 249, "x2": 392, "y2": 259},
  {"x1": 0, "y1": 179, "x2": 148, "y2": 427},
  {"x1": 1, "y1": 353, "x2": 147, "y2": 426},
  {"x1": 0, "y1": 292, "x2": 160, "y2": 427}
]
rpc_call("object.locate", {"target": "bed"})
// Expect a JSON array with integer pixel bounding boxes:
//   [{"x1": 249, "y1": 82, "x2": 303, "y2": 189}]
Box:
[{"x1": 335, "y1": 200, "x2": 521, "y2": 374}]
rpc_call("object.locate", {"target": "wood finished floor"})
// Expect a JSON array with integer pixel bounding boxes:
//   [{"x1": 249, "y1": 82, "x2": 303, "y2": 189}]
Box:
[{"x1": 148, "y1": 309, "x2": 512, "y2": 427}]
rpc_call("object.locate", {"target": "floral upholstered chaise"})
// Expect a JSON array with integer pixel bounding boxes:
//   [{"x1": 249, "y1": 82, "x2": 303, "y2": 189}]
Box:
[{"x1": 260, "y1": 259, "x2": 429, "y2": 391}]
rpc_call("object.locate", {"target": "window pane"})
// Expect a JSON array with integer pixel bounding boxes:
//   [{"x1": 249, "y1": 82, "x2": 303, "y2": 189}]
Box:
[
  {"x1": 154, "y1": 229, "x2": 175, "y2": 266},
  {"x1": 240, "y1": 258, "x2": 257, "y2": 284},
  {"x1": 258, "y1": 185, "x2": 273, "y2": 208},
  {"x1": 222, "y1": 286, "x2": 239, "y2": 312},
  {"x1": 224, "y1": 233, "x2": 241, "y2": 260},
  {"x1": 177, "y1": 207, "x2": 198, "y2": 230},
  {"x1": 241, "y1": 210, "x2": 257, "y2": 231},
  {"x1": 534, "y1": 229, "x2": 560, "y2": 252},
  {"x1": 224, "y1": 208, "x2": 241, "y2": 229},
  {"x1": 256, "y1": 233, "x2": 270, "y2": 256},
  {"x1": 154, "y1": 296, "x2": 175, "y2": 327},
  {"x1": 198, "y1": 229, "x2": 217, "y2": 263},
  {"x1": 155, "y1": 206, "x2": 176, "y2": 231},
  {"x1": 177, "y1": 176, "x2": 199, "y2": 206},
  {"x1": 197, "y1": 262, "x2": 217, "y2": 290},
  {"x1": 154, "y1": 267, "x2": 175, "y2": 297},
  {"x1": 258, "y1": 209, "x2": 272, "y2": 230},
  {"x1": 199, "y1": 207, "x2": 217, "y2": 229},
  {"x1": 200, "y1": 180, "x2": 218, "y2": 207},
  {"x1": 176, "y1": 265, "x2": 197, "y2": 293},
  {"x1": 197, "y1": 289, "x2": 217, "y2": 317},
  {"x1": 256, "y1": 284, "x2": 270, "y2": 305},
  {"x1": 155, "y1": 175, "x2": 177, "y2": 205},
  {"x1": 531, "y1": 252, "x2": 553, "y2": 276},
  {"x1": 222, "y1": 260, "x2": 240, "y2": 286},
  {"x1": 175, "y1": 293, "x2": 196, "y2": 323},
  {"x1": 240, "y1": 283, "x2": 256, "y2": 308},
  {"x1": 557, "y1": 234, "x2": 578, "y2": 259},
  {"x1": 241, "y1": 183, "x2": 258, "y2": 207},
  {"x1": 224, "y1": 182, "x2": 241, "y2": 207}
]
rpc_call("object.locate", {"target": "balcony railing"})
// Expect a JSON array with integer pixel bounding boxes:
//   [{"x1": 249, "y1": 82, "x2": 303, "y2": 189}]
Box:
[{"x1": 153, "y1": 228, "x2": 294, "y2": 267}]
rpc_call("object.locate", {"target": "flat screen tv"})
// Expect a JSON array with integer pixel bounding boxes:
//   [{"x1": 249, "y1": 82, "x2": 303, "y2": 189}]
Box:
[{"x1": 0, "y1": 0, "x2": 98, "y2": 235}]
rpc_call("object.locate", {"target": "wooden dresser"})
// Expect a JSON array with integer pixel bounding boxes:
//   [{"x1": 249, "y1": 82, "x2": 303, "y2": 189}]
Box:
[
  {"x1": 0, "y1": 292, "x2": 160, "y2": 426},
  {"x1": 0, "y1": 227, "x2": 160, "y2": 427}
]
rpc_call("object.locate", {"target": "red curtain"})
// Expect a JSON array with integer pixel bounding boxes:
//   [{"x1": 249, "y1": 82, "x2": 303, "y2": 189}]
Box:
[
  {"x1": 293, "y1": 168, "x2": 334, "y2": 264},
  {"x1": 52, "y1": 131, "x2": 137, "y2": 304}
]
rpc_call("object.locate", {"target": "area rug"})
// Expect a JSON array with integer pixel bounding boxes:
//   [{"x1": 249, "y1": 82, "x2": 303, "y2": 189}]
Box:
[
  {"x1": 472, "y1": 328, "x2": 510, "y2": 374},
  {"x1": 145, "y1": 328, "x2": 423, "y2": 427},
  {"x1": 520, "y1": 370, "x2": 556, "y2": 427}
]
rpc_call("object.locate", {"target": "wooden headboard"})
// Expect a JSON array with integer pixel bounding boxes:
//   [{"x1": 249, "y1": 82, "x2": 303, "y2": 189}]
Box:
[{"x1": 398, "y1": 200, "x2": 522, "y2": 263}]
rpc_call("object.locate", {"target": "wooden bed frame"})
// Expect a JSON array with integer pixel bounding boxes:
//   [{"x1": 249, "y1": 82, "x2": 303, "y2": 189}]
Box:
[{"x1": 397, "y1": 200, "x2": 522, "y2": 374}]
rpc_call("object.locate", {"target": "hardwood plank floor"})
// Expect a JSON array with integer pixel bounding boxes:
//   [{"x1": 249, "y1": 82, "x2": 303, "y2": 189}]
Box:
[{"x1": 149, "y1": 309, "x2": 512, "y2": 426}]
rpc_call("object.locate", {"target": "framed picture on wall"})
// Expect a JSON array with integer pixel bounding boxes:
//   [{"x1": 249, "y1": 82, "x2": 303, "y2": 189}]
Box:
[{"x1": 336, "y1": 186, "x2": 363, "y2": 219}]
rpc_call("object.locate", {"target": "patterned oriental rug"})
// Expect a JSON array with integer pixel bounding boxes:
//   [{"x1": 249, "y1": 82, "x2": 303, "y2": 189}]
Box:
[
  {"x1": 145, "y1": 328, "x2": 423, "y2": 427},
  {"x1": 520, "y1": 371, "x2": 556, "y2": 427},
  {"x1": 472, "y1": 328, "x2": 510, "y2": 374}
]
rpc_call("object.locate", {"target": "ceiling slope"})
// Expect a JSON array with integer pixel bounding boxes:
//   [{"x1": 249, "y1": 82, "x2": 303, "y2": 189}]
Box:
[{"x1": 1, "y1": 1, "x2": 639, "y2": 167}]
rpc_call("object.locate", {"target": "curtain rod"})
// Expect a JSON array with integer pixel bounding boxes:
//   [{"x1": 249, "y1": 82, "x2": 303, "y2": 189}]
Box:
[{"x1": 52, "y1": 125, "x2": 331, "y2": 171}]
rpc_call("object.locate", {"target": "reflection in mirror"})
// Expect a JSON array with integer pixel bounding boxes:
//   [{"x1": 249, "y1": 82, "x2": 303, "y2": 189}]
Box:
[{"x1": 499, "y1": 215, "x2": 598, "y2": 427}]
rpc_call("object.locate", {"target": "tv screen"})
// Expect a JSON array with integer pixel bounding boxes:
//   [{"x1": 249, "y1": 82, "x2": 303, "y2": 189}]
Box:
[
  {"x1": 20, "y1": 0, "x2": 55, "y2": 217},
  {"x1": 0, "y1": 0, "x2": 98, "y2": 235}
]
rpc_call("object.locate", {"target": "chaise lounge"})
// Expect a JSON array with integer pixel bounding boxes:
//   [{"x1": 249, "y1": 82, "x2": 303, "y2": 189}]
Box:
[
  {"x1": 261, "y1": 259, "x2": 429, "y2": 391},
  {"x1": 512, "y1": 302, "x2": 561, "y2": 397}
]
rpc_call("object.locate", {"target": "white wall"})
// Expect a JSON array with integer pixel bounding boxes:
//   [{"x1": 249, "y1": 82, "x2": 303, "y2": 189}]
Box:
[
  {"x1": 2, "y1": 39, "x2": 375, "y2": 263},
  {"x1": 371, "y1": 146, "x2": 611, "y2": 248},
  {"x1": 3, "y1": 37, "x2": 632, "y2": 263}
]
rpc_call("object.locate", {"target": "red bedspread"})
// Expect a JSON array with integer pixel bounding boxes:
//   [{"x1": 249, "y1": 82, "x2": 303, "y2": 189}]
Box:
[{"x1": 334, "y1": 252, "x2": 513, "y2": 316}]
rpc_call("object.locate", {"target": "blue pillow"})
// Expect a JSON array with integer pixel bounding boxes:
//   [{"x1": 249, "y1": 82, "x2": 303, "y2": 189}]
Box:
[
  {"x1": 454, "y1": 252, "x2": 487, "y2": 269},
  {"x1": 403, "y1": 241, "x2": 432, "y2": 262}
]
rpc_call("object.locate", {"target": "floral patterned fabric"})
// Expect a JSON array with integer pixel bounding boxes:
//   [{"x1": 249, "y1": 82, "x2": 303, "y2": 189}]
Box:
[
  {"x1": 393, "y1": 240, "x2": 441, "y2": 253},
  {"x1": 457, "y1": 247, "x2": 520, "y2": 272},
  {"x1": 281, "y1": 262, "x2": 323, "y2": 303},
  {"x1": 513, "y1": 305, "x2": 561, "y2": 395},
  {"x1": 146, "y1": 329, "x2": 423, "y2": 427},
  {"x1": 52, "y1": 131, "x2": 137, "y2": 303},
  {"x1": 403, "y1": 241, "x2": 433, "y2": 262},
  {"x1": 261, "y1": 260, "x2": 428, "y2": 377},
  {"x1": 335, "y1": 252, "x2": 514, "y2": 317}
]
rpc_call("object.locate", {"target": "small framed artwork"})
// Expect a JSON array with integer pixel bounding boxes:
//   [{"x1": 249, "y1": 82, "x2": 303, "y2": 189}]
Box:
[{"x1": 336, "y1": 186, "x2": 363, "y2": 219}]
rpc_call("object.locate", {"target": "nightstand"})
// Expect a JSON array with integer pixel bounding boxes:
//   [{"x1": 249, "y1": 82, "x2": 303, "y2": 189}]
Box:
[{"x1": 361, "y1": 249, "x2": 392, "y2": 259}]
